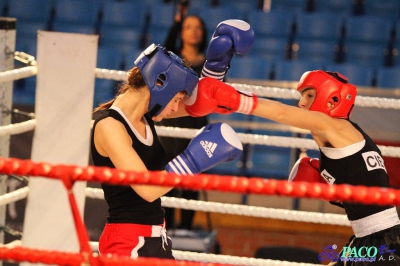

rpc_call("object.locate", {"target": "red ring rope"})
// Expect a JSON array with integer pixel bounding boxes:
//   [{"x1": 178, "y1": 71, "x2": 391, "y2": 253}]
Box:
[
  {"x1": 1, "y1": 156, "x2": 399, "y2": 206},
  {"x1": 1, "y1": 156, "x2": 399, "y2": 265},
  {"x1": 0, "y1": 246, "x2": 228, "y2": 266}
]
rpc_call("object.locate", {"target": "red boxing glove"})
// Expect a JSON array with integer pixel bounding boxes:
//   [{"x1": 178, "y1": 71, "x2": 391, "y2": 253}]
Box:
[
  {"x1": 288, "y1": 157, "x2": 326, "y2": 183},
  {"x1": 184, "y1": 77, "x2": 257, "y2": 117}
]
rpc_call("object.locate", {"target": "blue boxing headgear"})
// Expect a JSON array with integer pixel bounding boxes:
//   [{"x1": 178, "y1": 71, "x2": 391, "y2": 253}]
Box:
[{"x1": 134, "y1": 43, "x2": 199, "y2": 117}]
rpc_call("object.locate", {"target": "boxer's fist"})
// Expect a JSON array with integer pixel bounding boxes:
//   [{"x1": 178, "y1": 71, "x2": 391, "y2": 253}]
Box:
[
  {"x1": 184, "y1": 77, "x2": 257, "y2": 116},
  {"x1": 202, "y1": 20, "x2": 254, "y2": 80},
  {"x1": 165, "y1": 123, "x2": 242, "y2": 175},
  {"x1": 288, "y1": 157, "x2": 326, "y2": 183}
]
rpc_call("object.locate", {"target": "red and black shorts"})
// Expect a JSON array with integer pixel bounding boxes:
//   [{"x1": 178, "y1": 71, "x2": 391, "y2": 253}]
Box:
[{"x1": 99, "y1": 222, "x2": 174, "y2": 259}]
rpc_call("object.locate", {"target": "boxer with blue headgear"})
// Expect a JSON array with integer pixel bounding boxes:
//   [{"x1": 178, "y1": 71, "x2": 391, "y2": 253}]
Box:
[
  {"x1": 91, "y1": 43, "x2": 244, "y2": 260},
  {"x1": 134, "y1": 43, "x2": 199, "y2": 117}
]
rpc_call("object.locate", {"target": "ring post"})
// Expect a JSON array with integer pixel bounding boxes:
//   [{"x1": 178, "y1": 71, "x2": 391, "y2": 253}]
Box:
[
  {"x1": 0, "y1": 17, "x2": 16, "y2": 266},
  {"x1": 21, "y1": 31, "x2": 98, "y2": 262}
]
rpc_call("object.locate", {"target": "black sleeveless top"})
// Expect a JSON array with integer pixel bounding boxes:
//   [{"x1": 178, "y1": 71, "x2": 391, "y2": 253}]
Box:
[
  {"x1": 319, "y1": 121, "x2": 391, "y2": 221},
  {"x1": 90, "y1": 108, "x2": 167, "y2": 224}
]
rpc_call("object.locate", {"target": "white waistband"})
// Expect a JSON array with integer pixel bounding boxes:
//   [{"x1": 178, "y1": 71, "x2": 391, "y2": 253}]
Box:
[
  {"x1": 350, "y1": 207, "x2": 400, "y2": 238},
  {"x1": 151, "y1": 225, "x2": 164, "y2": 237}
]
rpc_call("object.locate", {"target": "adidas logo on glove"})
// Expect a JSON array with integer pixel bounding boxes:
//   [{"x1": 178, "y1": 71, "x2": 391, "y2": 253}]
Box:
[
  {"x1": 200, "y1": 140, "x2": 218, "y2": 158},
  {"x1": 165, "y1": 122, "x2": 243, "y2": 175}
]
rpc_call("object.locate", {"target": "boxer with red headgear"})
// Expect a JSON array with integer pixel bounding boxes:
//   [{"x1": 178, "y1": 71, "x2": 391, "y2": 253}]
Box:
[
  {"x1": 296, "y1": 70, "x2": 357, "y2": 119},
  {"x1": 187, "y1": 67, "x2": 400, "y2": 264},
  {"x1": 250, "y1": 69, "x2": 400, "y2": 265}
]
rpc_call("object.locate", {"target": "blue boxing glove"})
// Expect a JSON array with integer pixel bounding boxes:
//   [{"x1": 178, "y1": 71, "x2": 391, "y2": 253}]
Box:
[
  {"x1": 202, "y1": 19, "x2": 255, "y2": 81},
  {"x1": 165, "y1": 123, "x2": 243, "y2": 175}
]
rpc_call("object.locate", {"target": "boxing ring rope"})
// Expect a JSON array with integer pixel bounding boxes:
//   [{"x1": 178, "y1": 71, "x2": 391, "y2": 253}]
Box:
[
  {"x1": 1, "y1": 58, "x2": 400, "y2": 265},
  {"x1": 0, "y1": 187, "x2": 28, "y2": 207},
  {"x1": 2, "y1": 121, "x2": 400, "y2": 158},
  {"x1": 1, "y1": 157, "x2": 400, "y2": 211},
  {"x1": 0, "y1": 120, "x2": 35, "y2": 137},
  {"x1": 0, "y1": 245, "x2": 248, "y2": 266},
  {"x1": 0, "y1": 186, "x2": 350, "y2": 227},
  {"x1": 0, "y1": 245, "x2": 312, "y2": 266},
  {"x1": 3, "y1": 65, "x2": 400, "y2": 159},
  {"x1": 95, "y1": 68, "x2": 400, "y2": 109},
  {"x1": 107, "y1": 189, "x2": 350, "y2": 226},
  {"x1": 1, "y1": 157, "x2": 400, "y2": 265},
  {"x1": 1, "y1": 65, "x2": 400, "y2": 109},
  {"x1": 0, "y1": 66, "x2": 37, "y2": 83}
]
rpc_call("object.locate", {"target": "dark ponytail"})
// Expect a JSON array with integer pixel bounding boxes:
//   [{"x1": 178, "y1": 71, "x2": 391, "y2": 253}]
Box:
[{"x1": 93, "y1": 67, "x2": 147, "y2": 112}]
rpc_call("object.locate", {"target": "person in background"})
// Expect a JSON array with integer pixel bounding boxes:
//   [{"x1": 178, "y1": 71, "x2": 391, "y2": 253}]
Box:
[
  {"x1": 164, "y1": 0, "x2": 207, "y2": 75},
  {"x1": 158, "y1": 0, "x2": 209, "y2": 231}
]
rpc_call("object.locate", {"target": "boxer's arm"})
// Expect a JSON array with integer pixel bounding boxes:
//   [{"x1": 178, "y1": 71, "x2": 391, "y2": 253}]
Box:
[
  {"x1": 94, "y1": 118, "x2": 173, "y2": 202},
  {"x1": 253, "y1": 98, "x2": 335, "y2": 133}
]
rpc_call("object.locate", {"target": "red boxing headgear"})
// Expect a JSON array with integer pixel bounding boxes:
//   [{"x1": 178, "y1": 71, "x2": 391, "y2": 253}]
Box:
[{"x1": 297, "y1": 70, "x2": 357, "y2": 119}]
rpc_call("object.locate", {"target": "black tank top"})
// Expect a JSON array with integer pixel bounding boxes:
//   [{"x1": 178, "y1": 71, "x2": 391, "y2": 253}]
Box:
[
  {"x1": 319, "y1": 121, "x2": 391, "y2": 221},
  {"x1": 90, "y1": 108, "x2": 167, "y2": 224}
]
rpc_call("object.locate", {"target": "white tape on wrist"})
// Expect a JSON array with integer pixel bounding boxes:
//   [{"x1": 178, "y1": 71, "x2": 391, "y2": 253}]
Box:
[
  {"x1": 201, "y1": 66, "x2": 225, "y2": 81},
  {"x1": 237, "y1": 91, "x2": 255, "y2": 114}
]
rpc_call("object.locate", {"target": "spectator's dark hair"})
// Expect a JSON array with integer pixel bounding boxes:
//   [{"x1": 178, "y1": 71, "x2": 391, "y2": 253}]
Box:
[{"x1": 179, "y1": 15, "x2": 208, "y2": 53}]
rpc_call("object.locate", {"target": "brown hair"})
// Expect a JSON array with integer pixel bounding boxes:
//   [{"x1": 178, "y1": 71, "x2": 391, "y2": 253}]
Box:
[{"x1": 93, "y1": 67, "x2": 147, "y2": 112}]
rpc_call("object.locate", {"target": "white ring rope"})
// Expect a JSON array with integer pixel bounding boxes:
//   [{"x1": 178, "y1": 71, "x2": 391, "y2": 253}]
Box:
[
  {"x1": 94, "y1": 68, "x2": 128, "y2": 81},
  {"x1": 0, "y1": 120, "x2": 36, "y2": 137},
  {"x1": 0, "y1": 66, "x2": 37, "y2": 82},
  {"x1": 0, "y1": 66, "x2": 398, "y2": 109},
  {"x1": 232, "y1": 83, "x2": 301, "y2": 100},
  {"x1": 0, "y1": 187, "x2": 28, "y2": 206},
  {"x1": 155, "y1": 126, "x2": 400, "y2": 158},
  {"x1": 87, "y1": 241, "x2": 319, "y2": 266},
  {"x1": 0, "y1": 240, "x2": 22, "y2": 249},
  {"x1": 84, "y1": 187, "x2": 350, "y2": 227},
  {"x1": 1, "y1": 121, "x2": 400, "y2": 158},
  {"x1": 92, "y1": 68, "x2": 400, "y2": 110},
  {"x1": 4, "y1": 239, "x2": 317, "y2": 266},
  {"x1": 161, "y1": 196, "x2": 350, "y2": 227},
  {"x1": 172, "y1": 250, "x2": 319, "y2": 266},
  {"x1": 0, "y1": 186, "x2": 350, "y2": 227}
]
